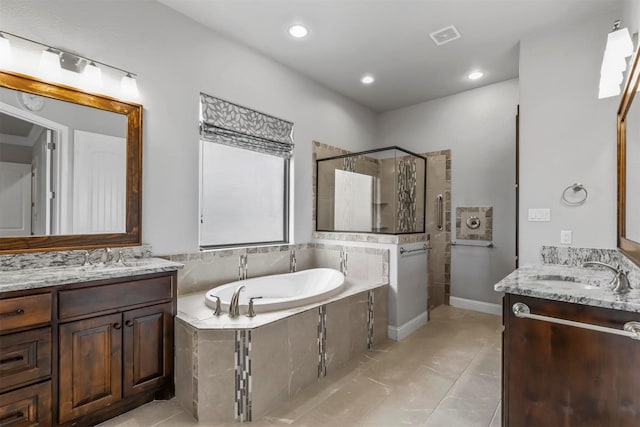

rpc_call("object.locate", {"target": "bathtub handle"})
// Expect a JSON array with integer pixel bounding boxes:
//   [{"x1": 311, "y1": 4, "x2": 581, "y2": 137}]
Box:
[
  {"x1": 247, "y1": 296, "x2": 263, "y2": 318},
  {"x1": 209, "y1": 295, "x2": 222, "y2": 316}
]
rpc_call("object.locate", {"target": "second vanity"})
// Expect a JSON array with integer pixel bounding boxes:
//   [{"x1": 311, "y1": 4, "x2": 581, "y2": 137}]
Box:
[
  {"x1": 496, "y1": 263, "x2": 640, "y2": 427},
  {"x1": 0, "y1": 252, "x2": 182, "y2": 427}
]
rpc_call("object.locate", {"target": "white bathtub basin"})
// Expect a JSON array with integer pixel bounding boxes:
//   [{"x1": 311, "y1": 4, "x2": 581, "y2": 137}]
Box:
[{"x1": 204, "y1": 268, "x2": 346, "y2": 314}]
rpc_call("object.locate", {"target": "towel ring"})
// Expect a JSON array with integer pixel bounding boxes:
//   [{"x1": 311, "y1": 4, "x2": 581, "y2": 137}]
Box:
[{"x1": 561, "y1": 183, "x2": 588, "y2": 205}]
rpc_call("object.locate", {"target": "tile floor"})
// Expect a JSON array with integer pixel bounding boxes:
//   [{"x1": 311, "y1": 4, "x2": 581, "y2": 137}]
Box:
[{"x1": 99, "y1": 306, "x2": 502, "y2": 427}]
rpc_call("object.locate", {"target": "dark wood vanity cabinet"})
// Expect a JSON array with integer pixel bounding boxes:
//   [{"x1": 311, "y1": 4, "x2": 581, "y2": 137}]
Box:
[
  {"x1": 502, "y1": 294, "x2": 640, "y2": 427},
  {"x1": 0, "y1": 292, "x2": 52, "y2": 427},
  {"x1": 0, "y1": 271, "x2": 177, "y2": 427}
]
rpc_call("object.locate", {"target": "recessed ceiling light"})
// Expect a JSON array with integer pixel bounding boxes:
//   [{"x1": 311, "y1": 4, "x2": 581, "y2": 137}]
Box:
[
  {"x1": 468, "y1": 71, "x2": 484, "y2": 80},
  {"x1": 361, "y1": 74, "x2": 375, "y2": 85},
  {"x1": 288, "y1": 24, "x2": 309, "y2": 38}
]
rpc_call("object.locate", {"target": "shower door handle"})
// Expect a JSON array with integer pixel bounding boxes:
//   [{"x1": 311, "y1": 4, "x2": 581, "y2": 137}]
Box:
[{"x1": 436, "y1": 194, "x2": 444, "y2": 231}]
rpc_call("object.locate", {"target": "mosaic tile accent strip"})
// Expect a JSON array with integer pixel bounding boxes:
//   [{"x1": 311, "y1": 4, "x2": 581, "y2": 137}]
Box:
[
  {"x1": 343, "y1": 156, "x2": 357, "y2": 172},
  {"x1": 200, "y1": 93, "x2": 294, "y2": 159},
  {"x1": 234, "y1": 330, "x2": 252, "y2": 421},
  {"x1": 317, "y1": 305, "x2": 327, "y2": 378},
  {"x1": 289, "y1": 249, "x2": 296, "y2": 273},
  {"x1": 239, "y1": 254, "x2": 248, "y2": 280},
  {"x1": 397, "y1": 158, "x2": 418, "y2": 233},
  {"x1": 367, "y1": 290, "x2": 375, "y2": 349},
  {"x1": 456, "y1": 206, "x2": 493, "y2": 241},
  {"x1": 339, "y1": 250, "x2": 348, "y2": 276}
]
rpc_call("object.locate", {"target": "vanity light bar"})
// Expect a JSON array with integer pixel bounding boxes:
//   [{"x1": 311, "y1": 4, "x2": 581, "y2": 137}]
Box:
[{"x1": 0, "y1": 30, "x2": 138, "y2": 98}]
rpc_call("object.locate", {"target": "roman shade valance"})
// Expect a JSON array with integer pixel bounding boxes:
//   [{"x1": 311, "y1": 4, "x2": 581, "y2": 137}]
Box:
[{"x1": 199, "y1": 93, "x2": 294, "y2": 159}]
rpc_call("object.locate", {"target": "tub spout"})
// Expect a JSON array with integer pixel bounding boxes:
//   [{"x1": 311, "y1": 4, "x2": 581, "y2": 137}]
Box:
[{"x1": 229, "y1": 285, "x2": 246, "y2": 317}]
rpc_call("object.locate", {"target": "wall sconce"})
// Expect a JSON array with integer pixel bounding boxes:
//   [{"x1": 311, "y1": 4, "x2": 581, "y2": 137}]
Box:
[
  {"x1": 598, "y1": 20, "x2": 634, "y2": 99},
  {"x1": 0, "y1": 30, "x2": 139, "y2": 100},
  {"x1": 0, "y1": 33, "x2": 12, "y2": 68}
]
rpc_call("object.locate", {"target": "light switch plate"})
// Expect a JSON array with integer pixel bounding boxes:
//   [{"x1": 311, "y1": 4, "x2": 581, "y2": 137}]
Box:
[
  {"x1": 560, "y1": 230, "x2": 572, "y2": 244},
  {"x1": 528, "y1": 208, "x2": 551, "y2": 222}
]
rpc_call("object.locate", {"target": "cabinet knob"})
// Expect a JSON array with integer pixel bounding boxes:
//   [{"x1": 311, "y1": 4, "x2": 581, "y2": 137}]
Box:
[
  {"x1": 113, "y1": 322, "x2": 122, "y2": 330},
  {"x1": 125, "y1": 320, "x2": 133, "y2": 328}
]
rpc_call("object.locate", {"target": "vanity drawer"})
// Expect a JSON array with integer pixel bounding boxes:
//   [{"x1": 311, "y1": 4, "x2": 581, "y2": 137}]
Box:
[
  {"x1": 0, "y1": 328, "x2": 51, "y2": 393},
  {"x1": 0, "y1": 380, "x2": 51, "y2": 427},
  {"x1": 0, "y1": 294, "x2": 51, "y2": 334},
  {"x1": 58, "y1": 275, "x2": 173, "y2": 320}
]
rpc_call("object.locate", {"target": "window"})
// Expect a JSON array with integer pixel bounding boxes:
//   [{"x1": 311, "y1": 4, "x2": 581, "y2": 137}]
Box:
[{"x1": 198, "y1": 93, "x2": 293, "y2": 249}]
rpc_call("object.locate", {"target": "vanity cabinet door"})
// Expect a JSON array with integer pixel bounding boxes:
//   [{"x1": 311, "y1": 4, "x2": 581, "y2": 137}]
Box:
[
  {"x1": 122, "y1": 303, "x2": 172, "y2": 398},
  {"x1": 503, "y1": 294, "x2": 640, "y2": 427},
  {"x1": 58, "y1": 313, "x2": 122, "y2": 424}
]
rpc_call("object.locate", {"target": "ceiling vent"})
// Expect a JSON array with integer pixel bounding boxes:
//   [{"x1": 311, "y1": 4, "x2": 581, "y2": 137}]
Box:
[{"x1": 429, "y1": 25, "x2": 461, "y2": 46}]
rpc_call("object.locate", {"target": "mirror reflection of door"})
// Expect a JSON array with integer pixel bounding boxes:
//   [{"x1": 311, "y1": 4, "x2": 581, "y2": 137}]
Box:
[
  {"x1": 72, "y1": 130, "x2": 126, "y2": 234},
  {"x1": 0, "y1": 161, "x2": 31, "y2": 236},
  {"x1": 0, "y1": 110, "x2": 54, "y2": 236}
]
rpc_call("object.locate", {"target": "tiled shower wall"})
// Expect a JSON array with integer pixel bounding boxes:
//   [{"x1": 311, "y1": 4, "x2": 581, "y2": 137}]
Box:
[{"x1": 424, "y1": 149, "x2": 452, "y2": 307}]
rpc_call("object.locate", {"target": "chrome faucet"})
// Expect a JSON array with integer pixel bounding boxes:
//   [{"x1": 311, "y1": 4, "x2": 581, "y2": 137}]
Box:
[
  {"x1": 82, "y1": 250, "x2": 93, "y2": 266},
  {"x1": 102, "y1": 247, "x2": 113, "y2": 264},
  {"x1": 582, "y1": 261, "x2": 632, "y2": 294},
  {"x1": 229, "y1": 285, "x2": 246, "y2": 317}
]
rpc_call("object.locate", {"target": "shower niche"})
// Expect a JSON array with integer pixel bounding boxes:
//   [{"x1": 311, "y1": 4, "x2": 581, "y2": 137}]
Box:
[{"x1": 316, "y1": 146, "x2": 426, "y2": 234}]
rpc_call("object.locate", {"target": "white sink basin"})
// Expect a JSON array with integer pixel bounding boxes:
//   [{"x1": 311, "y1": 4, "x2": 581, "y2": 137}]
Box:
[{"x1": 530, "y1": 274, "x2": 599, "y2": 290}]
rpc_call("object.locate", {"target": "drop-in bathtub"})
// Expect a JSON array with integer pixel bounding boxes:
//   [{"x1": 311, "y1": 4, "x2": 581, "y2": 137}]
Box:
[{"x1": 204, "y1": 268, "x2": 345, "y2": 313}]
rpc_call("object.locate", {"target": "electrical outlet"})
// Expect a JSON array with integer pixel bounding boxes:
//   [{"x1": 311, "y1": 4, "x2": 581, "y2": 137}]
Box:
[{"x1": 560, "y1": 230, "x2": 572, "y2": 245}]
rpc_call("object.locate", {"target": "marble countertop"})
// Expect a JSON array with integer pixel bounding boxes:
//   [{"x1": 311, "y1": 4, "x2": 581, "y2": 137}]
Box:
[
  {"x1": 495, "y1": 264, "x2": 640, "y2": 313},
  {"x1": 177, "y1": 277, "x2": 387, "y2": 330},
  {"x1": 0, "y1": 258, "x2": 183, "y2": 293}
]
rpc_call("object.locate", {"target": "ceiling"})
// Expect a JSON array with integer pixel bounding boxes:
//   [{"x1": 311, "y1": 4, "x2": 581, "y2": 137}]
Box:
[{"x1": 158, "y1": 0, "x2": 622, "y2": 112}]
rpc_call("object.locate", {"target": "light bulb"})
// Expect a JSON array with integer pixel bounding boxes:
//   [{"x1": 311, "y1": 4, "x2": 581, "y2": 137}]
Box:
[
  {"x1": 0, "y1": 34, "x2": 12, "y2": 69},
  {"x1": 467, "y1": 71, "x2": 484, "y2": 80},
  {"x1": 120, "y1": 73, "x2": 139, "y2": 99},
  {"x1": 39, "y1": 48, "x2": 61, "y2": 82},
  {"x1": 81, "y1": 61, "x2": 102, "y2": 92},
  {"x1": 361, "y1": 74, "x2": 375, "y2": 85},
  {"x1": 288, "y1": 24, "x2": 309, "y2": 38}
]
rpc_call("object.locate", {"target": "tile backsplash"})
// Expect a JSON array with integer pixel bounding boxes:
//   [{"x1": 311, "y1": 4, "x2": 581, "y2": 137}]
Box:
[
  {"x1": 0, "y1": 245, "x2": 152, "y2": 271},
  {"x1": 169, "y1": 243, "x2": 389, "y2": 295},
  {"x1": 540, "y1": 246, "x2": 640, "y2": 286}
]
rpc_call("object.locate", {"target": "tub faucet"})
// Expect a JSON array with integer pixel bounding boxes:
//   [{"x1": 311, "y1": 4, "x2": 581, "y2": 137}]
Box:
[
  {"x1": 582, "y1": 261, "x2": 632, "y2": 294},
  {"x1": 229, "y1": 285, "x2": 246, "y2": 317}
]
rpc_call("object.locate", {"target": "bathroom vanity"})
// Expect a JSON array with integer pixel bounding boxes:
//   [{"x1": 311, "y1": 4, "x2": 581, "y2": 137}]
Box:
[
  {"x1": 496, "y1": 264, "x2": 640, "y2": 426},
  {"x1": 0, "y1": 258, "x2": 181, "y2": 427}
]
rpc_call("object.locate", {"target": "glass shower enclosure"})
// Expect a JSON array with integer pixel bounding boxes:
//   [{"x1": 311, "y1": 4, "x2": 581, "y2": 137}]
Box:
[{"x1": 316, "y1": 146, "x2": 426, "y2": 234}]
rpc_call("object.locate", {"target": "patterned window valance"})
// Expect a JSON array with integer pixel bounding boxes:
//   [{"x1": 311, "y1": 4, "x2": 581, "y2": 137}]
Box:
[{"x1": 199, "y1": 93, "x2": 294, "y2": 159}]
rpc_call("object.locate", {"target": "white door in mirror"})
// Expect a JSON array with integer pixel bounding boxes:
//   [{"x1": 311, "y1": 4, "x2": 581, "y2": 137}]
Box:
[{"x1": 18, "y1": 92, "x2": 45, "y2": 111}]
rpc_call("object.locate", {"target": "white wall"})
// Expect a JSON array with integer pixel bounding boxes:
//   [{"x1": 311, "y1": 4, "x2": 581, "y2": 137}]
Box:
[
  {"x1": 0, "y1": 0, "x2": 377, "y2": 255},
  {"x1": 377, "y1": 79, "x2": 519, "y2": 304},
  {"x1": 518, "y1": 12, "x2": 621, "y2": 265}
]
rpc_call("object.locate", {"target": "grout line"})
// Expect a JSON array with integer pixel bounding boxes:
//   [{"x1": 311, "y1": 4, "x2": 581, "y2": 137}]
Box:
[
  {"x1": 488, "y1": 400, "x2": 501, "y2": 427},
  {"x1": 421, "y1": 332, "x2": 494, "y2": 424}
]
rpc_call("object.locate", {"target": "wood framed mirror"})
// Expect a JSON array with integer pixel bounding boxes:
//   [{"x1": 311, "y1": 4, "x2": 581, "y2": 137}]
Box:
[
  {"x1": 618, "y1": 45, "x2": 640, "y2": 265},
  {"x1": 0, "y1": 70, "x2": 142, "y2": 253}
]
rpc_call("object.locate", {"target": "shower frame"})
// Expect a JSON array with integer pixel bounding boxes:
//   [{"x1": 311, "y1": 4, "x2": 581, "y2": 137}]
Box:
[{"x1": 315, "y1": 146, "x2": 427, "y2": 235}]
